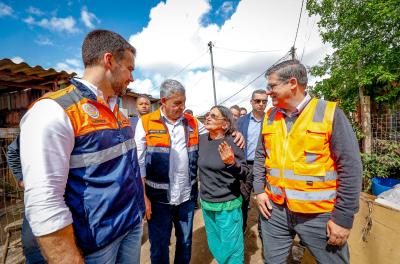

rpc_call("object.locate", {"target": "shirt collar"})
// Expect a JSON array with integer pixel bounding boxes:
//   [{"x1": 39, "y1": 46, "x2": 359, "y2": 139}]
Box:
[
  {"x1": 250, "y1": 112, "x2": 262, "y2": 122},
  {"x1": 278, "y1": 92, "x2": 311, "y2": 118},
  {"x1": 160, "y1": 107, "x2": 184, "y2": 125},
  {"x1": 73, "y1": 78, "x2": 119, "y2": 110}
]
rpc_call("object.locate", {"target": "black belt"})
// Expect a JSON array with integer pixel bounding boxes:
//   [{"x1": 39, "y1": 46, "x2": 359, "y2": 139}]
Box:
[{"x1": 246, "y1": 160, "x2": 254, "y2": 165}]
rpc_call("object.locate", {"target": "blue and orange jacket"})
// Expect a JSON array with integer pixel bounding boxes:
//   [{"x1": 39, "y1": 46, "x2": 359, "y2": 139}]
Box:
[
  {"x1": 141, "y1": 108, "x2": 199, "y2": 203},
  {"x1": 40, "y1": 79, "x2": 145, "y2": 254}
]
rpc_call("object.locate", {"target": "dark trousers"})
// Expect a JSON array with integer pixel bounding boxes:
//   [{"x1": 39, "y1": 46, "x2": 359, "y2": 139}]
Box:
[
  {"x1": 259, "y1": 202, "x2": 349, "y2": 264},
  {"x1": 240, "y1": 161, "x2": 254, "y2": 233},
  {"x1": 148, "y1": 199, "x2": 196, "y2": 264}
]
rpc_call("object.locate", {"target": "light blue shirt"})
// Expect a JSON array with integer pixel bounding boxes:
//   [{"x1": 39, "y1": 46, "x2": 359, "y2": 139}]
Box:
[{"x1": 247, "y1": 112, "x2": 263, "y2": 161}]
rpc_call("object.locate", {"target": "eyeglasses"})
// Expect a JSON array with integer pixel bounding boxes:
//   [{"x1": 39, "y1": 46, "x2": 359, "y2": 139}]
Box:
[
  {"x1": 252, "y1": 99, "x2": 267, "y2": 104},
  {"x1": 266, "y1": 80, "x2": 288, "y2": 92},
  {"x1": 205, "y1": 112, "x2": 225, "y2": 120}
]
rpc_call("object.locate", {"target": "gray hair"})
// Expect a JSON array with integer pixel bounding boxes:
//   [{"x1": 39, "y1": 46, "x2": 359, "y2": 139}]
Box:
[
  {"x1": 160, "y1": 79, "x2": 186, "y2": 98},
  {"x1": 265, "y1": 59, "x2": 308, "y2": 87},
  {"x1": 211, "y1": 105, "x2": 236, "y2": 136}
]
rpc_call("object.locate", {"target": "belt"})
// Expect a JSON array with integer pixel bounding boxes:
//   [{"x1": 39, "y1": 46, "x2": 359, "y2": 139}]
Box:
[{"x1": 246, "y1": 160, "x2": 254, "y2": 165}]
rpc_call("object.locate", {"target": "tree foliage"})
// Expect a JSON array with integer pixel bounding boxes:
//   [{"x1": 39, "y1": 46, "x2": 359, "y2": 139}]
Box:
[{"x1": 306, "y1": 0, "x2": 400, "y2": 113}]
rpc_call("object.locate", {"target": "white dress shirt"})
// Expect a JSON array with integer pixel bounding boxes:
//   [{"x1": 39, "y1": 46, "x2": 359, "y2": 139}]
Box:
[
  {"x1": 135, "y1": 108, "x2": 206, "y2": 205},
  {"x1": 20, "y1": 78, "x2": 115, "y2": 236}
]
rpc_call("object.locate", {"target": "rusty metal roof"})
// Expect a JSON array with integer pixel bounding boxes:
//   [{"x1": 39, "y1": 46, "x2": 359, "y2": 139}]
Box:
[{"x1": 0, "y1": 58, "x2": 76, "y2": 94}]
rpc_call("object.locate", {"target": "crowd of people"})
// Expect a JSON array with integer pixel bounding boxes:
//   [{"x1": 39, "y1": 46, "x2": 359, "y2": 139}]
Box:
[{"x1": 6, "y1": 29, "x2": 362, "y2": 264}]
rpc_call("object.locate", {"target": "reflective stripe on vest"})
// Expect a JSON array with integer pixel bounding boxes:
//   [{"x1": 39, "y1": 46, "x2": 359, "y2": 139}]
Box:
[
  {"x1": 70, "y1": 138, "x2": 136, "y2": 168},
  {"x1": 262, "y1": 98, "x2": 338, "y2": 213},
  {"x1": 141, "y1": 109, "x2": 199, "y2": 202},
  {"x1": 38, "y1": 82, "x2": 145, "y2": 254}
]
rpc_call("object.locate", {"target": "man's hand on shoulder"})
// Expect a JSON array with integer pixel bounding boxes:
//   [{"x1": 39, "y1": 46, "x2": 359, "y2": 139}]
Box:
[
  {"x1": 326, "y1": 219, "x2": 351, "y2": 246},
  {"x1": 231, "y1": 131, "x2": 245, "y2": 149}
]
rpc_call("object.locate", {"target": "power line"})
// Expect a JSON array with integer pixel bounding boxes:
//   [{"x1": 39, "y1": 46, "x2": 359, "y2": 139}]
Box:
[
  {"x1": 293, "y1": 0, "x2": 305, "y2": 48},
  {"x1": 172, "y1": 49, "x2": 209, "y2": 78},
  {"x1": 214, "y1": 46, "x2": 281, "y2": 54},
  {"x1": 214, "y1": 66, "x2": 247, "y2": 76},
  {"x1": 219, "y1": 51, "x2": 291, "y2": 105}
]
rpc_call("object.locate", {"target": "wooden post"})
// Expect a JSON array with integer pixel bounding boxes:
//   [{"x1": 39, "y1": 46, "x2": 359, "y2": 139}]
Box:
[{"x1": 359, "y1": 86, "x2": 372, "y2": 153}]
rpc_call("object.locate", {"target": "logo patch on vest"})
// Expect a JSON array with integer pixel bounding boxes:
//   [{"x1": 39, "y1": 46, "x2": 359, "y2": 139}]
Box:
[{"x1": 82, "y1": 103, "x2": 99, "y2": 119}]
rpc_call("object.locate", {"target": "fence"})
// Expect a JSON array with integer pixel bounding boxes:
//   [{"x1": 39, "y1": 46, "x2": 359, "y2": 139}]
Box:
[
  {"x1": 0, "y1": 128, "x2": 23, "y2": 263},
  {"x1": 371, "y1": 112, "x2": 400, "y2": 155}
]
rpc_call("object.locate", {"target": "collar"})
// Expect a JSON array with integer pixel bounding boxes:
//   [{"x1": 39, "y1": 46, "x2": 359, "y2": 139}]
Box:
[
  {"x1": 279, "y1": 92, "x2": 311, "y2": 118},
  {"x1": 250, "y1": 112, "x2": 263, "y2": 122},
  {"x1": 160, "y1": 106, "x2": 184, "y2": 125},
  {"x1": 73, "y1": 78, "x2": 119, "y2": 110}
]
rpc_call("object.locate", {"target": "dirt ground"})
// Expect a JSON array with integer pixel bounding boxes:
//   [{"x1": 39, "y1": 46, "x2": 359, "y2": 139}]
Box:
[{"x1": 140, "y1": 198, "x2": 265, "y2": 264}]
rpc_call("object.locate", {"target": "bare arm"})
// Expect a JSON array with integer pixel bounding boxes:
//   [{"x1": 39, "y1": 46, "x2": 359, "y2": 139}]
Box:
[{"x1": 37, "y1": 225, "x2": 83, "y2": 264}]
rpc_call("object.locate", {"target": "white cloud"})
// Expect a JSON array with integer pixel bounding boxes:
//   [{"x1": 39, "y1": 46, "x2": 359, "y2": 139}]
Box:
[
  {"x1": 56, "y1": 58, "x2": 83, "y2": 77},
  {"x1": 11, "y1": 56, "x2": 24, "y2": 64},
  {"x1": 26, "y1": 6, "x2": 44, "y2": 16},
  {"x1": 0, "y1": 2, "x2": 13, "y2": 17},
  {"x1": 80, "y1": 6, "x2": 100, "y2": 29},
  {"x1": 34, "y1": 35, "x2": 53, "y2": 46},
  {"x1": 23, "y1": 15, "x2": 79, "y2": 33},
  {"x1": 128, "y1": 0, "x2": 330, "y2": 114}
]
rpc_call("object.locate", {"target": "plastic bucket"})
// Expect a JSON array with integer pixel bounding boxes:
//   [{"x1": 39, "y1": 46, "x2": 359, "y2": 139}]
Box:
[{"x1": 371, "y1": 177, "x2": 400, "y2": 196}]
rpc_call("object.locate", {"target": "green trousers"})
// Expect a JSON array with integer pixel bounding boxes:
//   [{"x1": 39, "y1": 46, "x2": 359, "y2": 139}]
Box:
[{"x1": 202, "y1": 207, "x2": 244, "y2": 264}]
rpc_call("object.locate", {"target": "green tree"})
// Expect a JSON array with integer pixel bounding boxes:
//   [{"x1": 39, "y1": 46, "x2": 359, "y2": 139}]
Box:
[{"x1": 306, "y1": 0, "x2": 400, "y2": 113}]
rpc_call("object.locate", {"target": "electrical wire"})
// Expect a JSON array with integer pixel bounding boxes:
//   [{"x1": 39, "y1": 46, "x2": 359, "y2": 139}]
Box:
[
  {"x1": 214, "y1": 46, "x2": 281, "y2": 54},
  {"x1": 293, "y1": 0, "x2": 305, "y2": 48},
  {"x1": 172, "y1": 49, "x2": 209, "y2": 78}
]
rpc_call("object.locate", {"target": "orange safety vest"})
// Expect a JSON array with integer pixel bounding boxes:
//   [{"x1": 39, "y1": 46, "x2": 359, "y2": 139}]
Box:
[
  {"x1": 141, "y1": 108, "x2": 199, "y2": 203},
  {"x1": 261, "y1": 98, "x2": 338, "y2": 213}
]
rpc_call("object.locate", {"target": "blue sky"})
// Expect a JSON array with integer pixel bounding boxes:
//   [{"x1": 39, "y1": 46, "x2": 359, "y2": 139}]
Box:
[{"x1": 0, "y1": 0, "x2": 328, "y2": 114}]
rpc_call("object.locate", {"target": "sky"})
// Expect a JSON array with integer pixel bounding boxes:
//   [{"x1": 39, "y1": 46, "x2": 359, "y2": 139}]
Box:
[{"x1": 0, "y1": 0, "x2": 331, "y2": 115}]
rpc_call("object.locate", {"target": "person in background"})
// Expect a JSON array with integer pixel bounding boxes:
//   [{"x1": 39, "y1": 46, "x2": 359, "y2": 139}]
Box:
[
  {"x1": 240, "y1": 107, "x2": 247, "y2": 117},
  {"x1": 130, "y1": 94, "x2": 151, "y2": 133},
  {"x1": 237, "y1": 89, "x2": 268, "y2": 233},
  {"x1": 254, "y1": 59, "x2": 362, "y2": 263},
  {"x1": 229, "y1": 105, "x2": 241, "y2": 122},
  {"x1": 135, "y1": 79, "x2": 245, "y2": 264},
  {"x1": 184, "y1": 109, "x2": 194, "y2": 116},
  {"x1": 199, "y1": 105, "x2": 250, "y2": 264},
  {"x1": 20, "y1": 29, "x2": 145, "y2": 264},
  {"x1": 7, "y1": 136, "x2": 46, "y2": 263}
]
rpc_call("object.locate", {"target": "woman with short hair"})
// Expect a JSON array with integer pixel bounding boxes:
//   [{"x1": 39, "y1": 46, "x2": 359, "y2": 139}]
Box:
[{"x1": 198, "y1": 105, "x2": 250, "y2": 264}]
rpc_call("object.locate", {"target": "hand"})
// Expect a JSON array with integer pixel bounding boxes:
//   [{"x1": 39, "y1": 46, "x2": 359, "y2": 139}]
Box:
[
  {"x1": 144, "y1": 194, "x2": 152, "y2": 220},
  {"x1": 218, "y1": 141, "x2": 235, "y2": 165},
  {"x1": 255, "y1": 192, "x2": 272, "y2": 219},
  {"x1": 326, "y1": 219, "x2": 351, "y2": 246},
  {"x1": 18, "y1": 181, "x2": 24, "y2": 189},
  {"x1": 231, "y1": 131, "x2": 245, "y2": 149}
]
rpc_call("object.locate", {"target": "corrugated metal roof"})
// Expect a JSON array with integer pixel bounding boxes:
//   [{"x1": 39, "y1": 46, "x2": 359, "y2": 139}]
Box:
[{"x1": 0, "y1": 58, "x2": 76, "y2": 93}]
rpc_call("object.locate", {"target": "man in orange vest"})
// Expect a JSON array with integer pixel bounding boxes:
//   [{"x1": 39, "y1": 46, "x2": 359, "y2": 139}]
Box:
[{"x1": 253, "y1": 60, "x2": 362, "y2": 263}]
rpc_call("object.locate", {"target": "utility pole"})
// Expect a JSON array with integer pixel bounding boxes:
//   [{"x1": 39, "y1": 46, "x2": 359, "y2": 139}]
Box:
[
  {"x1": 290, "y1": 46, "x2": 296, "y2": 60},
  {"x1": 208, "y1": 41, "x2": 217, "y2": 106}
]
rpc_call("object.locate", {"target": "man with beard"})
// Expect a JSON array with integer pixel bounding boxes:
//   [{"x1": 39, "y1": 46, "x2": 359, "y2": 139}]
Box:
[{"x1": 20, "y1": 29, "x2": 145, "y2": 264}]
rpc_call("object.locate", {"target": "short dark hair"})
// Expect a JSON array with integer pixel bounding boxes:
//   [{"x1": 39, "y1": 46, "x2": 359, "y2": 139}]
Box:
[
  {"x1": 252, "y1": 89, "x2": 267, "y2": 99},
  {"x1": 265, "y1": 59, "x2": 308, "y2": 87},
  {"x1": 82, "y1": 29, "x2": 136, "y2": 68},
  {"x1": 240, "y1": 107, "x2": 247, "y2": 113},
  {"x1": 229, "y1": 105, "x2": 240, "y2": 112},
  {"x1": 211, "y1": 105, "x2": 236, "y2": 136}
]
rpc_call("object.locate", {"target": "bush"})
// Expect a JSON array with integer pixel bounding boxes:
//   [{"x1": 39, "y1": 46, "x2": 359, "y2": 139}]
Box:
[{"x1": 361, "y1": 140, "x2": 400, "y2": 193}]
